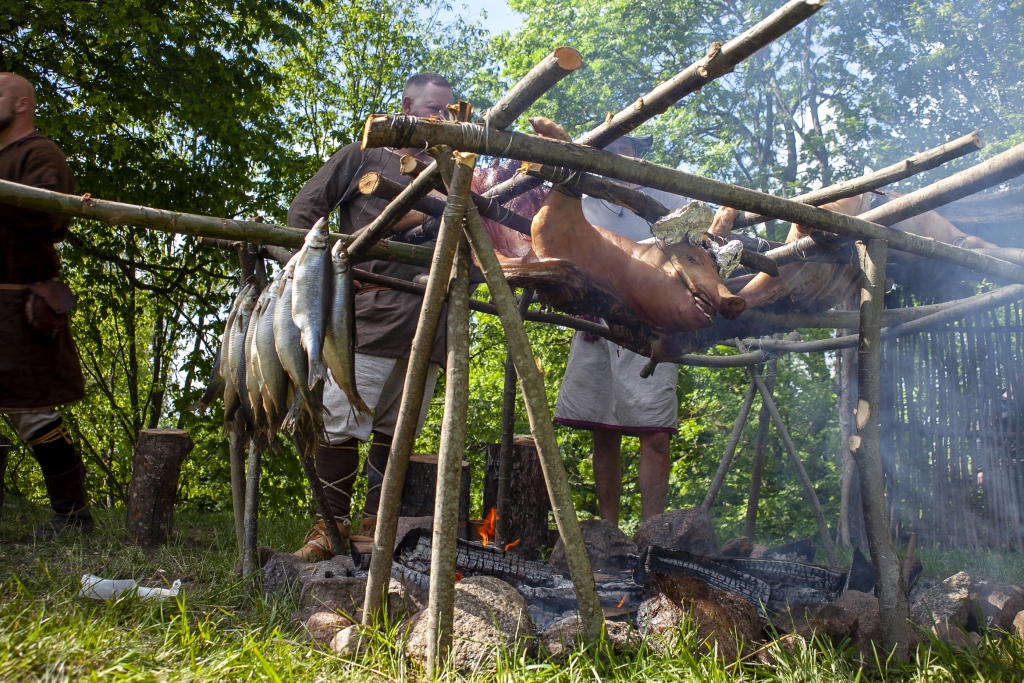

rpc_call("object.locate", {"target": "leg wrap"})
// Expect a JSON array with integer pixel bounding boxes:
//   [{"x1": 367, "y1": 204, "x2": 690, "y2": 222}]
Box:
[
  {"x1": 361, "y1": 431, "x2": 393, "y2": 518},
  {"x1": 314, "y1": 439, "x2": 360, "y2": 521},
  {"x1": 28, "y1": 418, "x2": 90, "y2": 519}
]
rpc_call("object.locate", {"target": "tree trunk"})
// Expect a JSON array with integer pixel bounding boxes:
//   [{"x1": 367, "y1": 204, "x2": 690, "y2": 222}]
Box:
[
  {"x1": 228, "y1": 431, "x2": 246, "y2": 557},
  {"x1": 125, "y1": 429, "x2": 194, "y2": 547},
  {"x1": 241, "y1": 439, "x2": 261, "y2": 578},
  {"x1": 837, "y1": 295, "x2": 866, "y2": 548},
  {"x1": 486, "y1": 437, "x2": 553, "y2": 559},
  {"x1": 398, "y1": 454, "x2": 471, "y2": 536},
  {"x1": 853, "y1": 238, "x2": 911, "y2": 659}
]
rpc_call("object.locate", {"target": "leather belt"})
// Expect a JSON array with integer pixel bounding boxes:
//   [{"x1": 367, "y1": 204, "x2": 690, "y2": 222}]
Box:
[{"x1": 0, "y1": 283, "x2": 25, "y2": 290}]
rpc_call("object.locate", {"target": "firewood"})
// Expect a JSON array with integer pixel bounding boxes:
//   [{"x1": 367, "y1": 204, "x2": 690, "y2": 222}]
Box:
[{"x1": 125, "y1": 429, "x2": 194, "y2": 548}]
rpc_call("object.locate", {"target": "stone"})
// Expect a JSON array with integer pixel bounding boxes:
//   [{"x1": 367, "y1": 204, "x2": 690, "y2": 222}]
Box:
[
  {"x1": 550, "y1": 519, "x2": 638, "y2": 574},
  {"x1": 301, "y1": 553, "x2": 355, "y2": 581},
  {"x1": 750, "y1": 544, "x2": 768, "y2": 559},
  {"x1": 405, "y1": 576, "x2": 534, "y2": 673},
  {"x1": 541, "y1": 615, "x2": 640, "y2": 661},
  {"x1": 387, "y1": 576, "x2": 428, "y2": 624},
  {"x1": 716, "y1": 537, "x2": 753, "y2": 558},
  {"x1": 300, "y1": 577, "x2": 366, "y2": 617},
  {"x1": 971, "y1": 577, "x2": 1024, "y2": 633},
  {"x1": 835, "y1": 589, "x2": 881, "y2": 660},
  {"x1": 1012, "y1": 610, "x2": 1024, "y2": 639},
  {"x1": 330, "y1": 624, "x2": 368, "y2": 657},
  {"x1": 932, "y1": 621, "x2": 978, "y2": 649},
  {"x1": 260, "y1": 551, "x2": 310, "y2": 599},
  {"x1": 770, "y1": 602, "x2": 859, "y2": 646},
  {"x1": 632, "y1": 508, "x2": 717, "y2": 555},
  {"x1": 290, "y1": 604, "x2": 352, "y2": 645},
  {"x1": 911, "y1": 572, "x2": 972, "y2": 629},
  {"x1": 637, "y1": 571, "x2": 762, "y2": 661}
]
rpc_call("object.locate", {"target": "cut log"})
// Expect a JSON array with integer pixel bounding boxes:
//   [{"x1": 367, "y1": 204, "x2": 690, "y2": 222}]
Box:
[
  {"x1": 125, "y1": 429, "x2": 194, "y2": 547},
  {"x1": 485, "y1": 436, "x2": 553, "y2": 560},
  {"x1": 401, "y1": 454, "x2": 471, "y2": 537}
]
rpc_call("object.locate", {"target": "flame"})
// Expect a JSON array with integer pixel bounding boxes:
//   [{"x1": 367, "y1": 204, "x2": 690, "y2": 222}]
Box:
[
  {"x1": 504, "y1": 539, "x2": 520, "y2": 552},
  {"x1": 454, "y1": 571, "x2": 463, "y2": 582},
  {"x1": 616, "y1": 594, "x2": 628, "y2": 609},
  {"x1": 479, "y1": 507, "x2": 499, "y2": 546}
]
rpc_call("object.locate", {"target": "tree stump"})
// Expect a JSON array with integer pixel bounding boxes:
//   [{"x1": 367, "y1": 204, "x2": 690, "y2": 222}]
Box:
[
  {"x1": 126, "y1": 429, "x2": 194, "y2": 547},
  {"x1": 401, "y1": 454, "x2": 471, "y2": 539},
  {"x1": 484, "y1": 436, "x2": 552, "y2": 559}
]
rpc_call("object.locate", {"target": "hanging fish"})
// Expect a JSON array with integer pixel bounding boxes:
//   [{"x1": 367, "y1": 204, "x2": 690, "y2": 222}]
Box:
[
  {"x1": 243, "y1": 289, "x2": 267, "y2": 434},
  {"x1": 291, "y1": 217, "x2": 332, "y2": 391},
  {"x1": 186, "y1": 345, "x2": 224, "y2": 414},
  {"x1": 229, "y1": 286, "x2": 259, "y2": 427},
  {"x1": 323, "y1": 240, "x2": 369, "y2": 415},
  {"x1": 254, "y1": 282, "x2": 289, "y2": 430},
  {"x1": 274, "y1": 261, "x2": 326, "y2": 431},
  {"x1": 221, "y1": 284, "x2": 251, "y2": 421}
]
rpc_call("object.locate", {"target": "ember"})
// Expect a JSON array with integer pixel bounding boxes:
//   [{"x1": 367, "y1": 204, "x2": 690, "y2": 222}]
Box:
[{"x1": 478, "y1": 507, "x2": 498, "y2": 546}]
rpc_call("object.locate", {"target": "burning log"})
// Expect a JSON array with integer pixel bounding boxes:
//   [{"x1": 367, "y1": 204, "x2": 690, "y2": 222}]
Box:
[
  {"x1": 731, "y1": 131, "x2": 985, "y2": 230},
  {"x1": 395, "y1": 528, "x2": 554, "y2": 587},
  {"x1": 485, "y1": 437, "x2": 553, "y2": 560}
]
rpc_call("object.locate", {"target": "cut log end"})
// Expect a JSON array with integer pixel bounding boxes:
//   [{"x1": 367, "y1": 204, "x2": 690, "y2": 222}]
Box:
[
  {"x1": 357, "y1": 172, "x2": 382, "y2": 195},
  {"x1": 553, "y1": 46, "x2": 583, "y2": 71}
]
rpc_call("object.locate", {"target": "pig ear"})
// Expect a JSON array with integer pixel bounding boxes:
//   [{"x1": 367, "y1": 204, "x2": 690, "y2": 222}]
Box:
[{"x1": 529, "y1": 116, "x2": 572, "y2": 142}]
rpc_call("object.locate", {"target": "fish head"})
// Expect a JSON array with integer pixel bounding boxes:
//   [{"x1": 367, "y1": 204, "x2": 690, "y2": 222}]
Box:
[
  {"x1": 304, "y1": 217, "x2": 331, "y2": 250},
  {"x1": 661, "y1": 240, "x2": 746, "y2": 322}
]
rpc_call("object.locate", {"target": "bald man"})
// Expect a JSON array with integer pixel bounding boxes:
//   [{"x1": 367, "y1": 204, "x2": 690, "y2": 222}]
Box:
[{"x1": 0, "y1": 73, "x2": 91, "y2": 538}]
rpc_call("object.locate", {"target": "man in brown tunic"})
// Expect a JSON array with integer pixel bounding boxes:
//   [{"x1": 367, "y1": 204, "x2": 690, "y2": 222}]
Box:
[
  {"x1": 0, "y1": 72, "x2": 92, "y2": 537},
  {"x1": 287, "y1": 73, "x2": 453, "y2": 559}
]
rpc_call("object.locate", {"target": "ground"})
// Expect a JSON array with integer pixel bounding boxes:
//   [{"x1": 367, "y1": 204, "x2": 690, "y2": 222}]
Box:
[{"x1": 1, "y1": 498, "x2": 1023, "y2": 682}]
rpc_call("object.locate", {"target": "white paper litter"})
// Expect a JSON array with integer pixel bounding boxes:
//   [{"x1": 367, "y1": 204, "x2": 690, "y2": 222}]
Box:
[{"x1": 79, "y1": 573, "x2": 182, "y2": 601}]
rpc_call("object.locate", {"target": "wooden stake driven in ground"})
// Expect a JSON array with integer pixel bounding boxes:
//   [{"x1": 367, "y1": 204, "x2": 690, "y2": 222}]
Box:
[
  {"x1": 363, "y1": 117, "x2": 1024, "y2": 286},
  {"x1": 425, "y1": 233, "x2": 472, "y2": 674},
  {"x1": 241, "y1": 439, "x2": 261, "y2": 577},
  {"x1": 749, "y1": 363, "x2": 839, "y2": 567},
  {"x1": 743, "y1": 355, "x2": 780, "y2": 541},
  {"x1": 497, "y1": 287, "x2": 535, "y2": 541},
  {"x1": 731, "y1": 131, "x2": 985, "y2": 230},
  {"x1": 462, "y1": 204, "x2": 605, "y2": 644},
  {"x1": 702, "y1": 380, "x2": 757, "y2": 511},
  {"x1": 361, "y1": 149, "x2": 476, "y2": 624},
  {"x1": 853, "y1": 238, "x2": 911, "y2": 658}
]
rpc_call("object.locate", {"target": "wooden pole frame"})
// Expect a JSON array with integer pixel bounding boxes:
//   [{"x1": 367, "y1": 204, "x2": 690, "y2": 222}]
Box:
[{"x1": 702, "y1": 379, "x2": 757, "y2": 511}]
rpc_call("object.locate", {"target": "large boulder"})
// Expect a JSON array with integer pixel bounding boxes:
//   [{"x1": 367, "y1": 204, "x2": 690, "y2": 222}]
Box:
[
  {"x1": 834, "y1": 590, "x2": 881, "y2": 660},
  {"x1": 633, "y1": 508, "x2": 717, "y2": 555},
  {"x1": 290, "y1": 603, "x2": 353, "y2": 645},
  {"x1": 300, "y1": 577, "x2": 366, "y2": 617},
  {"x1": 638, "y1": 571, "x2": 762, "y2": 661},
  {"x1": 261, "y1": 550, "x2": 356, "y2": 601},
  {"x1": 911, "y1": 572, "x2": 972, "y2": 629},
  {"x1": 387, "y1": 576, "x2": 428, "y2": 624},
  {"x1": 550, "y1": 519, "x2": 638, "y2": 574},
  {"x1": 405, "y1": 576, "x2": 534, "y2": 673},
  {"x1": 541, "y1": 615, "x2": 640, "y2": 661},
  {"x1": 716, "y1": 537, "x2": 753, "y2": 558},
  {"x1": 971, "y1": 577, "x2": 1024, "y2": 633},
  {"x1": 770, "y1": 602, "x2": 859, "y2": 646},
  {"x1": 1013, "y1": 610, "x2": 1024, "y2": 639}
]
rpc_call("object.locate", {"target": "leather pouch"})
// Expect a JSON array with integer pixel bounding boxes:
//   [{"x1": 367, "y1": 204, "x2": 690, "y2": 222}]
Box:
[{"x1": 23, "y1": 280, "x2": 76, "y2": 338}]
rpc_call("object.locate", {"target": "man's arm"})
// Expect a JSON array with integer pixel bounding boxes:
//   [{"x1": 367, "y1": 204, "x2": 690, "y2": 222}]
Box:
[
  {"x1": 0, "y1": 140, "x2": 75, "y2": 241},
  {"x1": 288, "y1": 142, "x2": 366, "y2": 232}
]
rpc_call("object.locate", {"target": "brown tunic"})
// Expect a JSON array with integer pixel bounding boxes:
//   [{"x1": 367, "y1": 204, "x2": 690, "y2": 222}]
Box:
[
  {"x1": 0, "y1": 130, "x2": 85, "y2": 411},
  {"x1": 288, "y1": 144, "x2": 446, "y2": 365}
]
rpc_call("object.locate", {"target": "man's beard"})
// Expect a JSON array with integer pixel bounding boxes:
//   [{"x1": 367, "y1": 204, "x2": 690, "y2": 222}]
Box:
[{"x1": 0, "y1": 106, "x2": 15, "y2": 134}]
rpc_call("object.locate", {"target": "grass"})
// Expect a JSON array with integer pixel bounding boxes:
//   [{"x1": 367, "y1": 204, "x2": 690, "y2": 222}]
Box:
[{"x1": 1, "y1": 497, "x2": 1023, "y2": 682}]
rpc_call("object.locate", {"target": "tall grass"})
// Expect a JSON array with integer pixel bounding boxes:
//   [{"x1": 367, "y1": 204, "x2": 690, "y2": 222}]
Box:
[{"x1": 1, "y1": 499, "x2": 1022, "y2": 681}]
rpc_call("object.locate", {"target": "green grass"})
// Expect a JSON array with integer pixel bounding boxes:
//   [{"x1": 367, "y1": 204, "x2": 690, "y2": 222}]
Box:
[{"x1": 1, "y1": 498, "x2": 1023, "y2": 682}]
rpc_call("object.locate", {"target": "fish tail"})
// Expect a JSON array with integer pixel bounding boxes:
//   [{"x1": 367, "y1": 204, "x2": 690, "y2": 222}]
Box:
[
  {"x1": 283, "y1": 394, "x2": 303, "y2": 434},
  {"x1": 186, "y1": 400, "x2": 209, "y2": 415},
  {"x1": 307, "y1": 358, "x2": 329, "y2": 391}
]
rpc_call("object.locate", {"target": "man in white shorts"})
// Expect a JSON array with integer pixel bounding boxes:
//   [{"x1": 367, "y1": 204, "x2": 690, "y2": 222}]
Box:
[
  {"x1": 554, "y1": 135, "x2": 686, "y2": 525},
  {"x1": 286, "y1": 74, "x2": 453, "y2": 559}
]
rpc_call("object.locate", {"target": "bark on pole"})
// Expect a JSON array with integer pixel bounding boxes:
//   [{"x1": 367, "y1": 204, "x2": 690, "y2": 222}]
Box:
[
  {"x1": 732, "y1": 131, "x2": 984, "y2": 229},
  {"x1": 125, "y1": 429, "x2": 194, "y2": 547},
  {"x1": 363, "y1": 117, "x2": 1024, "y2": 286},
  {"x1": 702, "y1": 379, "x2": 757, "y2": 510},
  {"x1": 361, "y1": 150, "x2": 476, "y2": 625},
  {"x1": 462, "y1": 205, "x2": 605, "y2": 643},
  {"x1": 425, "y1": 234, "x2": 472, "y2": 674},
  {"x1": 742, "y1": 358, "x2": 779, "y2": 541},
  {"x1": 497, "y1": 287, "x2": 535, "y2": 540},
  {"x1": 228, "y1": 432, "x2": 246, "y2": 556},
  {"x1": 241, "y1": 439, "x2": 262, "y2": 578},
  {"x1": 347, "y1": 164, "x2": 444, "y2": 260},
  {"x1": 749, "y1": 365, "x2": 839, "y2": 567},
  {"x1": 483, "y1": 47, "x2": 582, "y2": 127},
  {"x1": 853, "y1": 238, "x2": 911, "y2": 659}
]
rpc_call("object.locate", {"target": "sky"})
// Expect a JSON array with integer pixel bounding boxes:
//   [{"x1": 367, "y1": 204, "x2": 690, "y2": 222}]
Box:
[{"x1": 432, "y1": 0, "x2": 524, "y2": 36}]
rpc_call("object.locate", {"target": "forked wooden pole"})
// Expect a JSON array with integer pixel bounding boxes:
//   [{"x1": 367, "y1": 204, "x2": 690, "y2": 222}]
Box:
[
  {"x1": 749, "y1": 364, "x2": 839, "y2": 567},
  {"x1": 462, "y1": 204, "x2": 605, "y2": 643},
  {"x1": 425, "y1": 234, "x2": 472, "y2": 674},
  {"x1": 852, "y1": 238, "x2": 911, "y2": 659},
  {"x1": 742, "y1": 357, "x2": 779, "y2": 541},
  {"x1": 702, "y1": 379, "x2": 757, "y2": 510},
  {"x1": 241, "y1": 439, "x2": 262, "y2": 578},
  {"x1": 361, "y1": 150, "x2": 476, "y2": 624},
  {"x1": 228, "y1": 431, "x2": 246, "y2": 557}
]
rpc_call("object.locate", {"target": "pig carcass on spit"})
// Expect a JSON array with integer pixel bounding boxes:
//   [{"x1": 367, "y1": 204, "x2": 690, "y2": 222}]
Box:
[{"x1": 472, "y1": 117, "x2": 746, "y2": 362}]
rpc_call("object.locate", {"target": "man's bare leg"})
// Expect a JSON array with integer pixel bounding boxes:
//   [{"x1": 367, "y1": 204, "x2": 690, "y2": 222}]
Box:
[
  {"x1": 592, "y1": 428, "x2": 623, "y2": 524},
  {"x1": 639, "y1": 431, "x2": 671, "y2": 521}
]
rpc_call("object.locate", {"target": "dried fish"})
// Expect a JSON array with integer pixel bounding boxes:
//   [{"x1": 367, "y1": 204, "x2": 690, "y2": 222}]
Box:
[
  {"x1": 274, "y1": 261, "x2": 325, "y2": 430},
  {"x1": 291, "y1": 217, "x2": 332, "y2": 391},
  {"x1": 323, "y1": 240, "x2": 369, "y2": 415}
]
